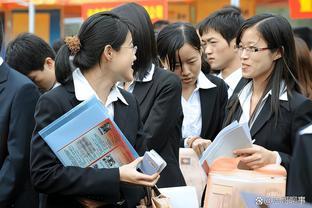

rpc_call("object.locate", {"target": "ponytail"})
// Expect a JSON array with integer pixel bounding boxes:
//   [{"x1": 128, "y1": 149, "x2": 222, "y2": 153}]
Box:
[{"x1": 55, "y1": 45, "x2": 73, "y2": 85}]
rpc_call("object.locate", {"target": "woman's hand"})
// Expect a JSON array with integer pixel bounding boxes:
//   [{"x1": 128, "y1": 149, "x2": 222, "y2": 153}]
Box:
[
  {"x1": 233, "y1": 144, "x2": 277, "y2": 169},
  {"x1": 119, "y1": 157, "x2": 160, "y2": 186},
  {"x1": 187, "y1": 136, "x2": 212, "y2": 157}
]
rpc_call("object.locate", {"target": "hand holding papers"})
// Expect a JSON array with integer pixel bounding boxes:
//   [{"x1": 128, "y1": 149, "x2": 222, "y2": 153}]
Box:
[{"x1": 199, "y1": 121, "x2": 253, "y2": 173}]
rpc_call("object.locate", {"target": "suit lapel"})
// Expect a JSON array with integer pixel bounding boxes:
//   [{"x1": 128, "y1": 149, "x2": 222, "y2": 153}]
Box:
[
  {"x1": 250, "y1": 96, "x2": 273, "y2": 137},
  {"x1": 199, "y1": 88, "x2": 215, "y2": 137},
  {"x1": 132, "y1": 80, "x2": 154, "y2": 105},
  {"x1": 113, "y1": 100, "x2": 136, "y2": 146},
  {"x1": 132, "y1": 67, "x2": 157, "y2": 105}
]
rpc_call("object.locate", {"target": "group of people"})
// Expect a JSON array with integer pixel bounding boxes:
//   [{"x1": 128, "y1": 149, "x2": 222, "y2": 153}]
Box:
[{"x1": 0, "y1": 3, "x2": 312, "y2": 208}]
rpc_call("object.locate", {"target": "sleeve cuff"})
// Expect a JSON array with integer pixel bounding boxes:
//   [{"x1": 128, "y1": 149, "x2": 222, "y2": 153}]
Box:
[{"x1": 274, "y1": 151, "x2": 282, "y2": 164}]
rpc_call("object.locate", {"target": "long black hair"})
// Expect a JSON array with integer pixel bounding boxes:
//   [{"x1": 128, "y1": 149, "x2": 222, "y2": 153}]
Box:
[
  {"x1": 224, "y1": 14, "x2": 299, "y2": 126},
  {"x1": 55, "y1": 12, "x2": 129, "y2": 85},
  {"x1": 157, "y1": 22, "x2": 201, "y2": 72},
  {"x1": 112, "y1": 3, "x2": 158, "y2": 80}
]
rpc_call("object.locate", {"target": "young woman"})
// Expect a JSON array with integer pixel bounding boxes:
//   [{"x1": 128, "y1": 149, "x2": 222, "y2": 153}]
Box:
[
  {"x1": 112, "y1": 3, "x2": 186, "y2": 188},
  {"x1": 224, "y1": 14, "x2": 312, "y2": 170},
  {"x1": 157, "y1": 22, "x2": 228, "y2": 156},
  {"x1": 30, "y1": 12, "x2": 159, "y2": 208}
]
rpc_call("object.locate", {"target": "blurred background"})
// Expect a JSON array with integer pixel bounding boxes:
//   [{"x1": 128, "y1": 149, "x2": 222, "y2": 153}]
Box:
[{"x1": 0, "y1": 0, "x2": 311, "y2": 46}]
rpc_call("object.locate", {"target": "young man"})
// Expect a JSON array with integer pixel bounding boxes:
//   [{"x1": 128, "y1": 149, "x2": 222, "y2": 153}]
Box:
[
  {"x1": 6, "y1": 33, "x2": 58, "y2": 92},
  {"x1": 199, "y1": 8, "x2": 245, "y2": 98},
  {"x1": 0, "y1": 21, "x2": 40, "y2": 208}
]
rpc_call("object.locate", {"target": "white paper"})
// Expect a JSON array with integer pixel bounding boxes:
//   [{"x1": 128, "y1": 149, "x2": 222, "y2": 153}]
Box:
[
  {"x1": 159, "y1": 186, "x2": 199, "y2": 208},
  {"x1": 199, "y1": 121, "x2": 253, "y2": 166}
]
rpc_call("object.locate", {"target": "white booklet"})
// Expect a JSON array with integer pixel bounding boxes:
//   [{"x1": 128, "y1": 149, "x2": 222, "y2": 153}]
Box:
[
  {"x1": 139, "y1": 149, "x2": 167, "y2": 175},
  {"x1": 199, "y1": 121, "x2": 253, "y2": 172}
]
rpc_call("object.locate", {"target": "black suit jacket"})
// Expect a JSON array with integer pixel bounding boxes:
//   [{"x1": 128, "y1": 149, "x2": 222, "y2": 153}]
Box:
[
  {"x1": 226, "y1": 88, "x2": 312, "y2": 170},
  {"x1": 0, "y1": 63, "x2": 40, "y2": 208},
  {"x1": 287, "y1": 124, "x2": 312, "y2": 203},
  {"x1": 30, "y1": 79, "x2": 146, "y2": 208},
  {"x1": 201, "y1": 75, "x2": 228, "y2": 140},
  {"x1": 180, "y1": 74, "x2": 228, "y2": 147},
  {"x1": 132, "y1": 66, "x2": 186, "y2": 188}
]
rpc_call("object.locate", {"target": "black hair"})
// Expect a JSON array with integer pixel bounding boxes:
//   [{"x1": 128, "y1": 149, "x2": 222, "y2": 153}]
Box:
[
  {"x1": 199, "y1": 8, "x2": 244, "y2": 45},
  {"x1": 222, "y1": 5, "x2": 242, "y2": 14},
  {"x1": 157, "y1": 22, "x2": 201, "y2": 72},
  {"x1": 153, "y1": 20, "x2": 169, "y2": 30},
  {"x1": 293, "y1": 27, "x2": 312, "y2": 50},
  {"x1": 112, "y1": 3, "x2": 158, "y2": 80},
  {"x1": 55, "y1": 12, "x2": 129, "y2": 85},
  {"x1": 224, "y1": 14, "x2": 299, "y2": 126},
  {"x1": 5, "y1": 33, "x2": 56, "y2": 75},
  {"x1": 52, "y1": 38, "x2": 65, "y2": 54}
]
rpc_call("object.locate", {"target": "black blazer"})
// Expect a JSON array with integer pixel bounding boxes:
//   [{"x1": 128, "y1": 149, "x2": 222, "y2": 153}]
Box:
[
  {"x1": 30, "y1": 79, "x2": 146, "y2": 208},
  {"x1": 287, "y1": 124, "x2": 312, "y2": 203},
  {"x1": 132, "y1": 66, "x2": 186, "y2": 188},
  {"x1": 226, "y1": 87, "x2": 312, "y2": 170},
  {"x1": 0, "y1": 63, "x2": 40, "y2": 208},
  {"x1": 180, "y1": 74, "x2": 228, "y2": 146}
]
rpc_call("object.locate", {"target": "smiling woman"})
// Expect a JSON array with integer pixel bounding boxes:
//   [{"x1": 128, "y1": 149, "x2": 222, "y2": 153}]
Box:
[
  {"x1": 224, "y1": 14, "x2": 312, "y2": 172},
  {"x1": 112, "y1": 3, "x2": 187, "y2": 188},
  {"x1": 30, "y1": 11, "x2": 160, "y2": 208}
]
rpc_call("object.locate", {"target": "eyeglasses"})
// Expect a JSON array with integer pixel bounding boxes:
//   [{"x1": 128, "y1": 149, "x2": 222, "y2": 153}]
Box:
[
  {"x1": 121, "y1": 45, "x2": 138, "y2": 54},
  {"x1": 236, "y1": 45, "x2": 271, "y2": 55}
]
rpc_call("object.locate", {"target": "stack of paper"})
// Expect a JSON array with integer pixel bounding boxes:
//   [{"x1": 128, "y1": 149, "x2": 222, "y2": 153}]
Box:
[{"x1": 199, "y1": 121, "x2": 253, "y2": 171}]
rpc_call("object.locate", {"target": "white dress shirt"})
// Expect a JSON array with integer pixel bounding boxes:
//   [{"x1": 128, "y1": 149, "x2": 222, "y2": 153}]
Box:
[
  {"x1": 118, "y1": 64, "x2": 155, "y2": 93},
  {"x1": 183, "y1": 71, "x2": 216, "y2": 147},
  {"x1": 300, "y1": 124, "x2": 312, "y2": 135},
  {"x1": 218, "y1": 68, "x2": 242, "y2": 98},
  {"x1": 52, "y1": 82, "x2": 61, "y2": 89},
  {"x1": 238, "y1": 81, "x2": 288, "y2": 164},
  {"x1": 0, "y1": 57, "x2": 3, "y2": 66},
  {"x1": 72, "y1": 68, "x2": 128, "y2": 119}
]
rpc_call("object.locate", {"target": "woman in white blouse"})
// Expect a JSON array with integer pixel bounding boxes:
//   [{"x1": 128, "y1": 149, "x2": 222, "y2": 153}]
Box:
[
  {"x1": 157, "y1": 22, "x2": 228, "y2": 156},
  {"x1": 224, "y1": 14, "x2": 312, "y2": 170}
]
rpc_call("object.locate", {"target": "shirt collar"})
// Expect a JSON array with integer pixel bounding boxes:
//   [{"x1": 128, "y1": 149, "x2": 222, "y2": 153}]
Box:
[
  {"x1": 0, "y1": 57, "x2": 3, "y2": 66},
  {"x1": 196, "y1": 71, "x2": 216, "y2": 90},
  {"x1": 300, "y1": 124, "x2": 312, "y2": 135},
  {"x1": 72, "y1": 68, "x2": 128, "y2": 106},
  {"x1": 219, "y1": 68, "x2": 242, "y2": 91},
  {"x1": 263, "y1": 81, "x2": 288, "y2": 101},
  {"x1": 52, "y1": 82, "x2": 61, "y2": 90},
  {"x1": 135, "y1": 64, "x2": 155, "y2": 82},
  {"x1": 239, "y1": 81, "x2": 288, "y2": 105}
]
